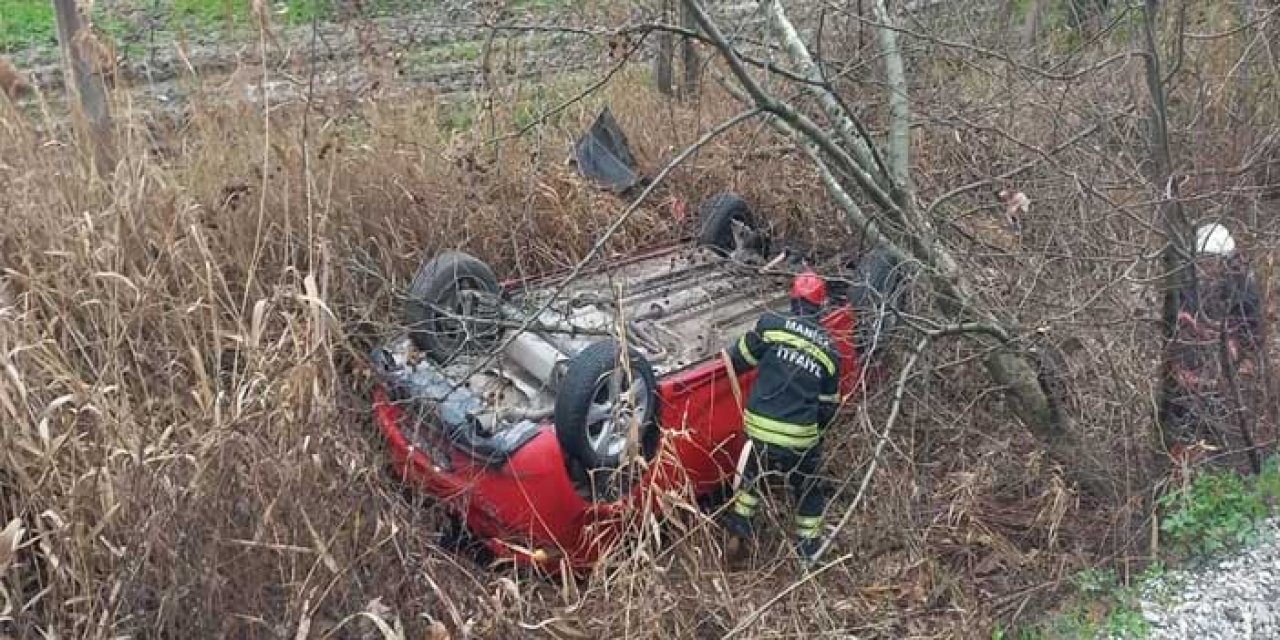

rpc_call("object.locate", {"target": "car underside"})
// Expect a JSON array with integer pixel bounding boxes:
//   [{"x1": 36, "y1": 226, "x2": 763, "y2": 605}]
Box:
[{"x1": 375, "y1": 242, "x2": 791, "y2": 448}]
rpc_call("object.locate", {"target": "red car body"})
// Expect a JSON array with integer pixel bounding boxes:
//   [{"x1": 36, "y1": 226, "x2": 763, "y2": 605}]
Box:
[{"x1": 372, "y1": 259, "x2": 866, "y2": 573}]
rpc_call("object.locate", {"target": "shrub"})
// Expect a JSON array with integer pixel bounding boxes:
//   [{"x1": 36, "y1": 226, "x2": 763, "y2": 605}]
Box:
[{"x1": 1158, "y1": 458, "x2": 1279, "y2": 558}]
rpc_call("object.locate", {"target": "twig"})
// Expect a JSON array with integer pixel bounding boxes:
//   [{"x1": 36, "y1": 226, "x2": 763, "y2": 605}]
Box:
[
  {"x1": 1185, "y1": 3, "x2": 1280, "y2": 40},
  {"x1": 1220, "y1": 315, "x2": 1262, "y2": 473},
  {"x1": 925, "y1": 121, "x2": 1104, "y2": 216},
  {"x1": 721, "y1": 553, "x2": 855, "y2": 639},
  {"x1": 420, "y1": 301, "x2": 613, "y2": 336},
  {"x1": 440, "y1": 21, "x2": 822, "y2": 86},
  {"x1": 301, "y1": 0, "x2": 321, "y2": 273},
  {"x1": 809, "y1": 335, "x2": 929, "y2": 566}
]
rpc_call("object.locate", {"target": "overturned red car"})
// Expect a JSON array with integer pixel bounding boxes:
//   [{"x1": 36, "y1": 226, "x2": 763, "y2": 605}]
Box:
[{"x1": 370, "y1": 191, "x2": 905, "y2": 573}]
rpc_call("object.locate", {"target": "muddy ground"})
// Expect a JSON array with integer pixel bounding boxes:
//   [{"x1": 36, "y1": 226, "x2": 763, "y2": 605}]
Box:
[{"x1": 6, "y1": 1, "x2": 772, "y2": 117}]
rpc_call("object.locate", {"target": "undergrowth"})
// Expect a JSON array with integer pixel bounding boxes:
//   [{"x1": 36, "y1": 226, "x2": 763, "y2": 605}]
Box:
[
  {"x1": 1159, "y1": 456, "x2": 1280, "y2": 558},
  {"x1": 3, "y1": 1, "x2": 1280, "y2": 637},
  {"x1": 997, "y1": 564, "x2": 1161, "y2": 640},
  {"x1": 1008, "y1": 458, "x2": 1280, "y2": 639}
]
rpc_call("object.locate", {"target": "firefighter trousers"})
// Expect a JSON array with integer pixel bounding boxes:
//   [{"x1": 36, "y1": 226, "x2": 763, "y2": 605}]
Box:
[{"x1": 725, "y1": 440, "x2": 828, "y2": 543}]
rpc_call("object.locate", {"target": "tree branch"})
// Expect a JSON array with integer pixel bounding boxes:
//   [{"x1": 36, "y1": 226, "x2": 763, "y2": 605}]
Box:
[
  {"x1": 760, "y1": 0, "x2": 886, "y2": 184},
  {"x1": 868, "y1": 0, "x2": 910, "y2": 194},
  {"x1": 682, "y1": 0, "x2": 905, "y2": 224},
  {"x1": 694, "y1": 0, "x2": 1110, "y2": 495}
]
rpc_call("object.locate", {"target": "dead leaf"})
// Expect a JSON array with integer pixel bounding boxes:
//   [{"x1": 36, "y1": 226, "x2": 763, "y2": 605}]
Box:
[
  {"x1": 0, "y1": 519, "x2": 24, "y2": 577},
  {"x1": 997, "y1": 189, "x2": 1030, "y2": 233},
  {"x1": 425, "y1": 617, "x2": 450, "y2": 640},
  {"x1": 365, "y1": 597, "x2": 392, "y2": 619}
]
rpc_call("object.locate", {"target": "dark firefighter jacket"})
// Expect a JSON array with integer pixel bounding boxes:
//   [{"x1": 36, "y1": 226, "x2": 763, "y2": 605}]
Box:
[{"x1": 727, "y1": 311, "x2": 841, "y2": 450}]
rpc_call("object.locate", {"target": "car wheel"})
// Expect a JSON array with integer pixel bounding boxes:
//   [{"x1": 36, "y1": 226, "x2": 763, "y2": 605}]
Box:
[
  {"x1": 554, "y1": 340, "x2": 660, "y2": 497},
  {"x1": 848, "y1": 247, "x2": 907, "y2": 363},
  {"x1": 405, "y1": 251, "x2": 503, "y2": 362},
  {"x1": 696, "y1": 193, "x2": 759, "y2": 253}
]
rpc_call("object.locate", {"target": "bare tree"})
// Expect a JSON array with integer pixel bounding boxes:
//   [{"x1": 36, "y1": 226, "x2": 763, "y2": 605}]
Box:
[
  {"x1": 654, "y1": 0, "x2": 702, "y2": 97},
  {"x1": 683, "y1": 0, "x2": 1112, "y2": 495},
  {"x1": 654, "y1": 0, "x2": 676, "y2": 94},
  {"x1": 1138, "y1": 0, "x2": 1197, "y2": 454}
]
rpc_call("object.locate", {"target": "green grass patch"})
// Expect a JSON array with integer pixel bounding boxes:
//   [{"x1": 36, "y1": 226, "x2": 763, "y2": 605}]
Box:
[
  {"x1": 1158, "y1": 457, "x2": 1280, "y2": 558},
  {"x1": 996, "y1": 564, "x2": 1162, "y2": 639},
  {"x1": 0, "y1": 0, "x2": 57, "y2": 51},
  {"x1": 166, "y1": 0, "x2": 330, "y2": 31},
  {"x1": 0, "y1": 0, "x2": 148, "y2": 53},
  {"x1": 0, "y1": 0, "x2": 584, "y2": 53},
  {"x1": 510, "y1": 0, "x2": 577, "y2": 10},
  {"x1": 1001, "y1": 455, "x2": 1280, "y2": 640},
  {"x1": 0, "y1": 0, "x2": 341, "y2": 52}
]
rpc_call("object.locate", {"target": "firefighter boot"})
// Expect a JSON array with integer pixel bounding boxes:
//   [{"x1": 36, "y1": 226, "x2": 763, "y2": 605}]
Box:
[{"x1": 796, "y1": 535, "x2": 823, "y2": 567}]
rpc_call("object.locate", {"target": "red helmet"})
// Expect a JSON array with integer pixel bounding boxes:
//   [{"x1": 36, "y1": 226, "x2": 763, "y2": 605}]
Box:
[{"x1": 790, "y1": 270, "x2": 827, "y2": 307}]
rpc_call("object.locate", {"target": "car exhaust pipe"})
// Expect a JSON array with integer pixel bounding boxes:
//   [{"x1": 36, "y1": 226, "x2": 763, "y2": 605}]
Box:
[{"x1": 505, "y1": 331, "x2": 569, "y2": 390}]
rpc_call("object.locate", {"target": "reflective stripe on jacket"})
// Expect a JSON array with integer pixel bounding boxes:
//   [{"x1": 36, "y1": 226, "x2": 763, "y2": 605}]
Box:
[{"x1": 728, "y1": 311, "x2": 840, "y2": 449}]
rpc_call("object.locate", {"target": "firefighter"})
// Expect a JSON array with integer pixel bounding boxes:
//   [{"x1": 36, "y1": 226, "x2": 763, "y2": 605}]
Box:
[
  {"x1": 1164, "y1": 222, "x2": 1262, "y2": 463},
  {"x1": 721, "y1": 270, "x2": 841, "y2": 564}
]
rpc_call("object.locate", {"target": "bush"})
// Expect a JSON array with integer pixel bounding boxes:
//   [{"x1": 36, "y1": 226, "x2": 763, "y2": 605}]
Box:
[{"x1": 1158, "y1": 457, "x2": 1280, "y2": 558}]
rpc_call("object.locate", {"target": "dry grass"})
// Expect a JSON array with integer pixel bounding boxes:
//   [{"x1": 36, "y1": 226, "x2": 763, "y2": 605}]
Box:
[
  {"x1": 0, "y1": 69, "x2": 859, "y2": 637},
  {"x1": 3, "y1": 4, "x2": 1280, "y2": 637}
]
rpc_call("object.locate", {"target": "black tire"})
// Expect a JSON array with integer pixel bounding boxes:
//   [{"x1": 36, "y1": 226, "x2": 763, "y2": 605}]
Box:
[
  {"x1": 848, "y1": 248, "x2": 907, "y2": 362},
  {"x1": 405, "y1": 251, "x2": 502, "y2": 362},
  {"x1": 554, "y1": 340, "x2": 660, "y2": 475},
  {"x1": 696, "y1": 193, "x2": 757, "y2": 253}
]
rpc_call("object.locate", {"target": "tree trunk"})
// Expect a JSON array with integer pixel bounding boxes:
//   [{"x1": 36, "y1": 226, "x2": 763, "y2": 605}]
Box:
[
  {"x1": 686, "y1": 0, "x2": 1114, "y2": 497},
  {"x1": 52, "y1": 0, "x2": 113, "y2": 176},
  {"x1": 1139, "y1": 0, "x2": 1197, "y2": 451},
  {"x1": 870, "y1": 0, "x2": 910, "y2": 195},
  {"x1": 1022, "y1": 0, "x2": 1046, "y2": 51},
  {"x1": 654, "y1": 1, "x2": 675, "y2": 95},
  {"x1": 680, "y1": 1, "x2": 701, "y2": 97}
]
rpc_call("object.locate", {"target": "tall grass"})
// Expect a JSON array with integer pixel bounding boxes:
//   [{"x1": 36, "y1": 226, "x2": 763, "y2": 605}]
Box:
[
  {"x1": 2, "y1": 4, "x2": 1279, "y2": 635},
  {"x1": 0, "y1": 68, "x2": 859, "y2": 636}
]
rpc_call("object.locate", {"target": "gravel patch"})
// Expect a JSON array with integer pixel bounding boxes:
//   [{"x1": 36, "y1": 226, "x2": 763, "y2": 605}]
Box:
[{"x1": 1139, "y1": 517, "x2": 1280, "y2": 639}]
